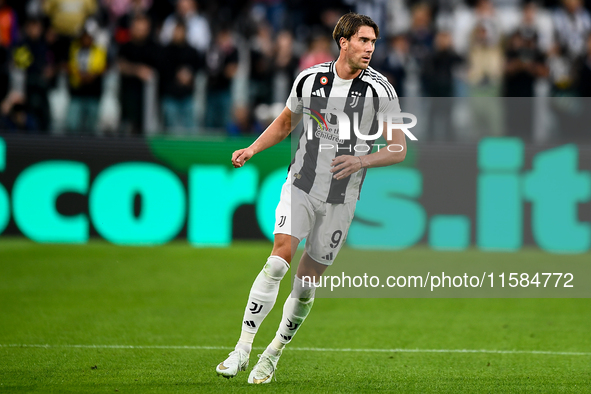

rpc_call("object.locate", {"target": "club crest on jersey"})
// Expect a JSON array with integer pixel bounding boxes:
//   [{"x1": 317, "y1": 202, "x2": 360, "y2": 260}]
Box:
[
  {"x1": 319, "y1": 76, "x2": 328, "y2": 85},
  {"x1": 349, "y1": 91, "x2": 362, "y2": 108}
]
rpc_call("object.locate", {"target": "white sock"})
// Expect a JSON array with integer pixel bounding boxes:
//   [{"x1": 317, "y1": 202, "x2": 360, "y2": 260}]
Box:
[
  {"x1": 235, "y1": 256, "x2": 289, "y2": 354},
  {"x1": 265, "y1": 337, "x2": 285, "y2": 357},
  {"x1": 235, "y1": 331, "x2": 255, "y2": 353},
  {"x1": 268, "y1": 275, "x2": 317, "y2": 354}
]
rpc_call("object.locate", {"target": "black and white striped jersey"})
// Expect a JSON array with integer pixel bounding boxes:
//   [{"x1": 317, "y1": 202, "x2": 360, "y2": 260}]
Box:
[{"x1": 286, "y1": 60, "x2": 401, "y2": 204}]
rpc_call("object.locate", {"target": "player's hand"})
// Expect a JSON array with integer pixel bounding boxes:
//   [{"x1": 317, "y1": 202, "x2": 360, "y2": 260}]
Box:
[
  {"x1": 232, "y1": 148, "x2": 254, "y2": 168},
  {"x1": 330, "y1": 155, "x2": 363, "y2": 180}
]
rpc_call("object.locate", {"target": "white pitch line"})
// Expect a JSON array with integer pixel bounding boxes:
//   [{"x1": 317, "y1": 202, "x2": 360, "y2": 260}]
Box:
[{"x1": 1, "y1": 344, "x2": 590, "y2": 356}]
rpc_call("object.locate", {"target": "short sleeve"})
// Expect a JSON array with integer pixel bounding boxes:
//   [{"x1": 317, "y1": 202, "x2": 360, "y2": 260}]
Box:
[
  {"x1": 285, "y1": 72, "x2": 306, "y2": 114},
  {"x1": 370, "y1": 74, "x2": 402, "y2": 123},
  {"x1": 378, "y1": 95, "x2": 402, "y2": 124}
]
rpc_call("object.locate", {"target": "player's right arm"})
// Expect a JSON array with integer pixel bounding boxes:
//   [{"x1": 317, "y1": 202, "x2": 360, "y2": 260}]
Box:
[{"x1": 232, "y1": 106, "x2": 302, "y2": 168}]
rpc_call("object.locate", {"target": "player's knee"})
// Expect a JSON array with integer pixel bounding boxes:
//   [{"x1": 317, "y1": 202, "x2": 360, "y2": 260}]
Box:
[
  {"x1": 271, "y1": 237, "x2": 292, "y2": 263},
  {"x1": 264, "y1": 255, "x2": 290, "y2": 280},
  {"x1": 271, "y1": 248, "x2": 291, "y2": 264}
]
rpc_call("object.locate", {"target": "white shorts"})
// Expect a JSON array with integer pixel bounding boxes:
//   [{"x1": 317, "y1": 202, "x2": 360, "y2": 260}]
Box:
[{"x1": 273, "y1": 178, "x2": 356, "y2": 266}]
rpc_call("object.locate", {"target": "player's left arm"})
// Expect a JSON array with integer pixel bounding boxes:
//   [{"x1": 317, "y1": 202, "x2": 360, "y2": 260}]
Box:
[{"x1": 330, "y1": 123, "x2": 407, "y2": 180}]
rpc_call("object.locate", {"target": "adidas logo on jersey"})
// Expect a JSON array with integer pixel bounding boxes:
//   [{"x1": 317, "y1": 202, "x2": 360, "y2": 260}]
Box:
[
  {"x1": 321, "y1": 252, "x2": 334, "y2": 260},
  {"x1": 312, "y1": 87, "x2": 326, "y2": 97}
]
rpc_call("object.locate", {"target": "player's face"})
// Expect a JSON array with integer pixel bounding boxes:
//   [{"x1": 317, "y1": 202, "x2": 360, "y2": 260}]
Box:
[{"x1": 345, "y1": 26, "x2": 377, "y2": 70}]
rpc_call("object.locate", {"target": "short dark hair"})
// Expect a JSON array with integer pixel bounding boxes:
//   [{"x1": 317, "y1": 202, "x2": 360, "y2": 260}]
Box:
[{"x1": 332, "y1": 12, "x2": 379, "y2": 50}]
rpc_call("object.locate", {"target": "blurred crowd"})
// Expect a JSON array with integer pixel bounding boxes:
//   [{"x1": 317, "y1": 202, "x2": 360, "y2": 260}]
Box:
[{"x1": 1, "y1": 0, "x2": 591, "y2": 141}]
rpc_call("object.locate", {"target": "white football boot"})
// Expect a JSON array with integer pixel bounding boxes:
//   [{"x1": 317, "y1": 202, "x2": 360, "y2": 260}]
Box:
[
  {"x1": 216, "y1": 349, "x2": 249, "y2": 378},
  {"x1": 247, "y1": 352, "x2": 281, "y2": 384}
]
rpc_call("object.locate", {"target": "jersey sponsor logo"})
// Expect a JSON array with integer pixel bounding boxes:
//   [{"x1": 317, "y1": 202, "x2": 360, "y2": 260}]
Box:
[
  {"x1": 314, "y1": 129, "x2": 344, "y2": 144},
  {"x1": 249, "y1": 302, "x2": 263, "y2": 314},
  {"x1": 303, "y1": 107, "x2": 328, "y2": 131},
  {"x1": 304, "y1": 106, "x2": 344, "y2": 143},
  {"x1": 278, "y1": 215, "x2": 286, "y2": 227},
  {"x1": 324, "y1": 111, "x2": 338, "y2": 126}
]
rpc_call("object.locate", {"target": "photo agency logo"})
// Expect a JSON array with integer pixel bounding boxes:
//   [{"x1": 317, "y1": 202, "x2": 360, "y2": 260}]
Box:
[{"x1": 303, "y1": 104, "x2": 418, "y2": 153}]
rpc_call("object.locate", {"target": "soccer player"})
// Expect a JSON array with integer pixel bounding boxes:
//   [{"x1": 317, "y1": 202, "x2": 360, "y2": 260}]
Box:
[{"x1": 216, "y1": 12, "x2": 407, "y2": 384}]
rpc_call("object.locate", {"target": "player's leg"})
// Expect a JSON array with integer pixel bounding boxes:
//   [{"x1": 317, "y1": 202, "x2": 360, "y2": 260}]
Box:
[
  {"x1": 246, "y1": 252, "x2": 327, "y2": 384},
  {"x1": 272, "y1": 252, "x2": 327, "y2": 348},
  {"x1": 216, "y1": 234, "x2": 299, "y2": 378},
  {"x1": 248, "y1": 200, "x2": 355, "y2": 384},
  {"x1": 234, "y1": 234, "x2": 298, "y2": 353},
  {"x1": 216, "y1": 234, "x2": 298, "y2": 378},
  {"x1": 217, "y1": 179, "x2": 312, "y2": 378}
]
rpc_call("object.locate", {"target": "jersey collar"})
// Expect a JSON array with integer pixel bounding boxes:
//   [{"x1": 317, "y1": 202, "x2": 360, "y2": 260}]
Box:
[{"x1": 331, "y1": 61, "x2": 367, "y2": 80}]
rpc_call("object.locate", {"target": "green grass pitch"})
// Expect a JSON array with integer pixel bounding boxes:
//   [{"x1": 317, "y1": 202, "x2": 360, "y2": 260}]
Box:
[{"x1": 0, "y1": 239, "x2": 590, "y2": 393}]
